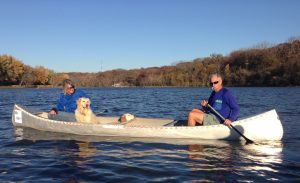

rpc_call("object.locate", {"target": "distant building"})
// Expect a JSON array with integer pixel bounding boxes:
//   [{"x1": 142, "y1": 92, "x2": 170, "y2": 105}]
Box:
[{"x1": 112, "y1": 83, "x2": 124, "y2": 87}]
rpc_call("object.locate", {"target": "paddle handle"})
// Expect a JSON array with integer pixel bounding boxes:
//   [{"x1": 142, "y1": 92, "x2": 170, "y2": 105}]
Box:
[{"x1": 207, "y1": 104, "x2": 254, "y2": 143}]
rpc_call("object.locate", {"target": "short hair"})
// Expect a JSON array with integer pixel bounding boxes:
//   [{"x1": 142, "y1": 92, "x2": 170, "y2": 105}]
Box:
[{"x1": 210, "y1": 73, "x2": 223, "y2": 80}]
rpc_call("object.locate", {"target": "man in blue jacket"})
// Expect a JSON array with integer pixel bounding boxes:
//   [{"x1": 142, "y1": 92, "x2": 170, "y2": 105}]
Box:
[
  {"x1": 188, "y1": 73, "x2": 240, "y2": 126},
  {"x1": 49, "y1": 79, "x2": 93, "y2": 121}
]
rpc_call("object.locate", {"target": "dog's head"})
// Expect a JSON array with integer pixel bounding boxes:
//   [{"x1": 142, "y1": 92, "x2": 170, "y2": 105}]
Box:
[
  {"x1": 119, "y1": 113, "x2": 135, "y2": 123},
  {"x1": 77, "y1": 97, "x2": 91, "y2": 112}
]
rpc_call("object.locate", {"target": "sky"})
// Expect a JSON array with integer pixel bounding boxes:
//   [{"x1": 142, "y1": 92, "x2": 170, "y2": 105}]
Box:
[{"x1": 0, "y1": 0, "x2": 299, "y2": 72}]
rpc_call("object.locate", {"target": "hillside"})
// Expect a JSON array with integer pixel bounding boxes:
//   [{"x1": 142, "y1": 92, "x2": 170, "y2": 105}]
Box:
[{"x1": 1, "y1": 39, "x2": 299, "y2": 87}]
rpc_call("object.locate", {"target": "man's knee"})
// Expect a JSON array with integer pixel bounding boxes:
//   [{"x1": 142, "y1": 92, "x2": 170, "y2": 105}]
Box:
[{"x1": 188, "y1": 111, "x2": 196, "y2": 118}]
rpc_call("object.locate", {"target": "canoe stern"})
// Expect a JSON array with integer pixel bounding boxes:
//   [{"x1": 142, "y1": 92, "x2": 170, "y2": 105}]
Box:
[{"x1": 233, "y1": 109, "x2": 283, "y2": 141}]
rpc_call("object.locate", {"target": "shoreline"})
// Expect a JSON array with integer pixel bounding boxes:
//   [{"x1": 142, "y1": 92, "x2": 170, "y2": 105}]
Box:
[
  {"x1": 0, "y1": 85, "x2": 56, "y2": 89},
  {"x1": 0, "y1": 85, "x2": 299, "y2": 89}
]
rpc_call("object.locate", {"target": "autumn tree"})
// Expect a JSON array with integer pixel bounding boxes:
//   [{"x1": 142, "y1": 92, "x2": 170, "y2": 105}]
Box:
[
  {"x1": 20, "y1": 65, "x2": 34, "y2": 86},
  {"x1": 0, "y1": 55, "x2": 24, "y2": 85},
  {"x1": 32, "y1": 66, "x2": 51, "y2": 85}
]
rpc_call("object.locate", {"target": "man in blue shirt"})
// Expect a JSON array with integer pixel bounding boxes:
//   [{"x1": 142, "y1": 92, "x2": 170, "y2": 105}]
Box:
[
  {"x1": 188, "y1": 73, "x2": 240, "y2": 126},
  {"x1": 49, "y1": 79, "x2": 93, "y2": 121}
]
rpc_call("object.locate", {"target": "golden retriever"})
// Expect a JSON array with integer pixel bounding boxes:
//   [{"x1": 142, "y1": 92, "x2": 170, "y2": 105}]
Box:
[{"x1": 75, "y1": 97, "x2": 99, "y2": 124}]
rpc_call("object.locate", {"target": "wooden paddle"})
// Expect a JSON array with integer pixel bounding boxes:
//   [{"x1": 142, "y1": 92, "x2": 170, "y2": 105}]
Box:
[{"x1": 207, "y1": 104, "x2": 254, "y2": 144}]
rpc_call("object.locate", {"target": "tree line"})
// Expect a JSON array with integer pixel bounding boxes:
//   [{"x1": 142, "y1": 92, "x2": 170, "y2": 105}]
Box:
[{"x1": 1, "y1": 38, "x2": 300, "y2": 87}]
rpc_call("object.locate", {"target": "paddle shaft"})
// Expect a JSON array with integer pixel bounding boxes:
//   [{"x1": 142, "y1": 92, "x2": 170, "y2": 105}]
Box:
[{"x1": 207, "y1": 104, "x2": 254, "y2": 143}]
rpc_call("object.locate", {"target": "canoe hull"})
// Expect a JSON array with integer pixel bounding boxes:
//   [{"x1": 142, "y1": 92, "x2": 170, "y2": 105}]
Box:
[{"x1": 12, "y1": 104, "x2": 283, "y2": 141}]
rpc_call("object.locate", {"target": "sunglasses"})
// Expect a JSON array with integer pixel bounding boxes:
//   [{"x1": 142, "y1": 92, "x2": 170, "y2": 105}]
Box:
[{"x1": 210, "y1": 81, "x2": 219, "y2": 86}]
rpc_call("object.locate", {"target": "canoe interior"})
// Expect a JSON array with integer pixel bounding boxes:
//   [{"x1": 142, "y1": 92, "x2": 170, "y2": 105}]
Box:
[{"x1": 36, "y1": 112, "x2": 178, "y2": 127}]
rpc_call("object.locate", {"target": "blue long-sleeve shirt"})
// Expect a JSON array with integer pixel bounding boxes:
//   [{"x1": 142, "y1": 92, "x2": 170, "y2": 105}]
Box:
[
  {"x1": 56, "y1": 89, "x2": 93, "y2": 113},
  {"x1": 207, "y1": 88, "x2": 240, "y2": 123}
]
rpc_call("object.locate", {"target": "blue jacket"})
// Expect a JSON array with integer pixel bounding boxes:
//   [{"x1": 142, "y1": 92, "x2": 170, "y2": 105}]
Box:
[
  {"x1": 207, "y1": 88, "x2": 240, "y2": 123},
  {"x1": 56, "y1": 89, "x2": 93, "y2": 113}
]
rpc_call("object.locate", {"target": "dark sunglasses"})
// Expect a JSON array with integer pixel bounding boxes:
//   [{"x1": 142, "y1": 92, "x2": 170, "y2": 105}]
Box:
[{"x1": 210, "y1": 81, "x2": 219, "y2": 86}]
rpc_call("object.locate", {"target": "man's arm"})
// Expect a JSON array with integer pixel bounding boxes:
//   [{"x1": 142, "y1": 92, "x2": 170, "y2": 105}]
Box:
[{"x1": 226, "y1": 91, "x2": 240, "y2": 121}]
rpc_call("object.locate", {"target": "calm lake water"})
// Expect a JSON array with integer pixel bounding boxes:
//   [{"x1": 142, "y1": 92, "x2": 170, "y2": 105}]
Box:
[{"x1": 0, "y1": 87, "x2": 300, "y2": 182}]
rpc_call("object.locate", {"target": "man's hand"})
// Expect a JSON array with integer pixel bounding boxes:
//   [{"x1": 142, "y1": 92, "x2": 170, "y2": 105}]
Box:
[
  {"x1": 224, "y1": 119, "x2": 232, "y2": 126},
  {"x1": 201, "y1": 100, "x2": 208, "y2": 107}
]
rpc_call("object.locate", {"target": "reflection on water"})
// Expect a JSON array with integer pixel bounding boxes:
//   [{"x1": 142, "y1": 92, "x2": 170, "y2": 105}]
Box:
[
  {"x1": 76, "y1": 142, "x2": 98, "y2": 158},
  {"x1": 185, "y1": 141, "x2": 284, "y2": 182},
  {"x1": 187, "y1": 144, "x2": 204, "y2": 160},
  {"x1": 15, "y1": 127, "x2": 101, "y2": 167},
  {"x1": 187, "y1": 142, "x2": 283, "y2": 182},
  {"x1": 185, "y1": 143, "x2": 235, "y2": 182},
  {"x1": 240, "y1": 142, "x2": 283, "y2": 176},
  {"x1": 14, "y1": 127, "x2": 285, "y2": 181},
  {"x1": 10, "y1": 128, "x2": 289, "y2": 181},
  {"x1": 76, "y1": 142, "x2": 98, "y2": 164},
  {"x1": 243, "y1": 142, "x2": 283, "y2": 164}
]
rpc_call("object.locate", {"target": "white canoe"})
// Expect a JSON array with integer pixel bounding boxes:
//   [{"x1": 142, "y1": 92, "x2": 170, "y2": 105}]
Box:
[{"x1": 11, "y1": 104, "x2": 283, "y2": 141}]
